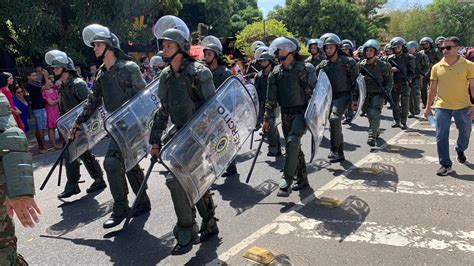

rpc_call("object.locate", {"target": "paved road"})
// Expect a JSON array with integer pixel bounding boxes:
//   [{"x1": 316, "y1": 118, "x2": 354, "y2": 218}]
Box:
[{"x1": 17, "y1": 109, "x2": 474, "y2": 265}]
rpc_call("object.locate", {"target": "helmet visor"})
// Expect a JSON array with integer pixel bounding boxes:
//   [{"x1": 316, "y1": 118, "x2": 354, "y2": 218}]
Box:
[
  {"x1": 82, "y1": 24, "x2": 112, "y2": 47},
  {"x1": 45, "y1": 50, "x2": 69, "y2": 67},
  {"x1": 153, "y1": 15, "x2": 190, "y2": 42}
]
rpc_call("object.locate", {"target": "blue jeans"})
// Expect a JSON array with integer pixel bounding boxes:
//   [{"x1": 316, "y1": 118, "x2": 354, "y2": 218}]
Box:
[
  {"x1": 32, "y1": 108, "x2": 47, "y2": 130},
  {"x1": 435, "y1": 107, "x2": 472, "y2": 167}
]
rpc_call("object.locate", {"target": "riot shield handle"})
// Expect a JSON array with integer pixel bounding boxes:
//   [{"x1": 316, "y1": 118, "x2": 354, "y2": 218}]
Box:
[
  {"x1": 122, "y1": 155, "x2": 158, "y2": 230},
  {"x1": 39, "y1": 139, "x2": 74, "y2": 190}
]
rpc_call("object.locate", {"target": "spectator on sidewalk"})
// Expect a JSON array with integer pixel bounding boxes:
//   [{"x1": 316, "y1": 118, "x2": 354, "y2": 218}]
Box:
[
  {"x1": 424, "y1": 36, "x2": 474, "y2": 176},
  {"x1": 13, "y1": 86, "x2": 30, "y2": 134},
  {"x1": 35, "y1": 65, "x2": 45, "y2": 83},
  {"x1": 0, "y1": 72, "x2": 24, "y2": 131},
  {"x1": 25, "y1": 70, "x2": 49, "y2": 153},
  {"x1": 42, "y1": 82, "x2": 62, "y2": 149}
]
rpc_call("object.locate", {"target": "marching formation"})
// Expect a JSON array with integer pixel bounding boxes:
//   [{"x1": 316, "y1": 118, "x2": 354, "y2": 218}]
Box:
[{"x1": 1, "y1": 14, "x2": 473, "y2": 264}]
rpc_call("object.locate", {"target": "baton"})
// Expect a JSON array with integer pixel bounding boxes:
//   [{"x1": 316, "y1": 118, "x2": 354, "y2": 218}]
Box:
[
  {"x1": 57, "y1": 155, "x2": 63, "y2": 187},
  {"x1": 122, "y1": 156, "x2": 158, "y2": 230},
  {"x1": 246, "y1": 133, "x2": 265, "y2": 183},
  {"x1": 40, "y1": 139, "x2": 74, "y2": 190}
]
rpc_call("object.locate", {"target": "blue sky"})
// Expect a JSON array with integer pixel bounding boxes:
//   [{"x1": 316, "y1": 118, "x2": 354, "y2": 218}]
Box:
[{"x1": 257, "y1": 0, "x2": 434, "y2": 18}]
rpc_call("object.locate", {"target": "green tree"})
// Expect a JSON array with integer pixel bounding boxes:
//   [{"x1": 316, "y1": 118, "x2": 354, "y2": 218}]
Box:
[
  {"x1": 0, "y1": 0, "x2": 182, "y2": 64},
  {"x1": 266, "y1": 0, "x2": 387, "y2": 46},
  {"x1": 428, "y1": 0, "x2": 474, "y2": 46},
  {"x1": 267, "y1": 5, "x2": 286, "y2": 22},
  {"x1": 198, "y1": 0, "x2": 262, "y2": 38},
  {"x1": 383, "y1": 0, "x2": 474, "y2": 46},
  {"x1": 235, "y1": 19, "x2": 292, "y2": 56}
]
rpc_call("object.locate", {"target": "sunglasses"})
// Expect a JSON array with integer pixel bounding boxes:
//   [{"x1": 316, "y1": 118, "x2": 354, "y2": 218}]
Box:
[
  {"x1": 440, "y1": 45, "x2": 456, "y2": 51},
  {"x1": 15, "y1": 91, "x2": 24, "y2": 94}
]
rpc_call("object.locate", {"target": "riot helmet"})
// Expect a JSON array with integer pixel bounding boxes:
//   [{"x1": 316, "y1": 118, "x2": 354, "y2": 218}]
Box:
[
  {"x1": 390, "y1": 37, "x2": 406, "y2": 48},
  {"x1": 45, "y1": 50, "x2": 75, "y2": 71},
  {"x1": 341, "y1": 39, "x2": 354, "y2": 50},
  {"x1": 153, "y1": 15, "x2": 190, "y2": 58},
  {"x1": 307, "y1": 38, "x2": 322, "y2": 55},
  {"x1": 435, "y1": 36, "x2": 446, "y2": 46},
  {"x1": 269, "y1": 37, "x2": 298, "y2": 63},
  {"x1": 419, "y1": 37, "x2": 434, "y2": 46},
  {"x1": 201, "y1": 35, "x2": 223, "y2": 57},
  {"x1": 320, "y1": 33, "x2": 341, "y2": 47},
  {"x1": 82, "y1": 24, "x2": 120, "y2": 50},
  {"x1": 255, "y1": 46, "x2": 273, "y2": 61},
  {"x1": 362, "y1": 39, "x2": 380, "y2": 59},
  {"x1": 150, "y1": 55, "x2": 165, "y2": 68},
  {"x1": 251, "y1": 41, "x2": 265, "y2": 54},
  {"x1": 406, "y1": 41, "x2": 418, "y2": 51}
]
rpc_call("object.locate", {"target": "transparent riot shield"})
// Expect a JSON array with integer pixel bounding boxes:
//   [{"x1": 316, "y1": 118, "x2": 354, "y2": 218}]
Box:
[
  {"x1": 160, "y1": 76, "x2": 258, "y2": 205},
  {"x1": 305, "y1": 70, "x2": 332, "y2": 162},
  {"x1": 352, "y1": 74, "x2": 366, "y2": 121},
  {"x1": 57, "y1": 103, "x2": 108, "y2": 162},
  {"x1": 104, "y1": 78, "x2": 161, "y2": 172}
]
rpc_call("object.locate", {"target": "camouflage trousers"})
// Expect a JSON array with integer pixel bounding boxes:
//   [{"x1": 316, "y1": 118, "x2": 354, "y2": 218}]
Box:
[
  {"x1": 409, "y1": 77, "x2": 422, "y2": 115},
  {"x1": 363, "y1": 93, "x2": 385, "y2": 141},
  {"x1": 63, "y1": 149, "x2": 103, "y2": 193},
  {"x1": 0, "y1": 184, "x2": 27, "y2": 265},
  {"x1": 391, "y1": 81, "x2": 411, "y2": 124},
  {"x1": 281, "y1": 111, "x2": 307, "y2": 186}
]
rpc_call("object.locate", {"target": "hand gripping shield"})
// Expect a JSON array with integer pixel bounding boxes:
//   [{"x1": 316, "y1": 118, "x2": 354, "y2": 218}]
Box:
[
  {"x1": 104, "y1": 78, "x2": 161, "y2": 172},
  {"x1": 57, "y1": 103, "x2": 108, "y2": 162},
  {"x1": 352, "y1": 74, "x2": 366, "y2": 121},
  {"x1": 160, "y1": 77, "x2": 258, "y2": 205},
  {"x1": 304, "y1": 70, "x2": 332, "y2": 162}
]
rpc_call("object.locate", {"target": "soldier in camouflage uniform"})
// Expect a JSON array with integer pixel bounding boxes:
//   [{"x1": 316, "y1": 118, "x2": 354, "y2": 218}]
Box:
[
  {"x1": 254, "y1": 46, "x2": 282, "y2": 156},
  {"x1": 0, "y1": 93, "x2": 41, "y2": 265},
  {"x1": 244, "y1": 41, "x2": 265, "y2": 80},
  {"x1": 149, "y1": 16, "x2": 218, "y2": 255},
  {"x1": 380, "y1": 44, "x2": 393, "y2": 62},
  {"x1": 358, "y1": 39, "x2": 393, "y2": 146},
  {"x1": 316, "y1": 33, "x2": 359, "y2": 163},
  {"x1": 435, "y1": 36, "x2": 446, "y2": 51},
  {"x1": 406, "y1": 41, "x2": 429, "y2": 117},
  {"x1": 341, "y1": 39, "x2": 359, "y2": 124},
  {"x1": 44, "y1": 50, "x2": 106, "y2": 199},
  {"x1": 201, "y1": 35, "x2": 239, "y2": 177},
  {"x1": 70, "y1": 24, "x2": 151, "y2": 229},
  {"x1": 387, "y1": 37, "x2": 415, "y2": 130},
  {"x1": 150, "y1": 52, "x2": 167, "y2": 79},
  {"x1": 419, "y1": 37, "x2": 443, "y2": 108},
  {"x1": 262, "y1": 37, "x2": 317, "y2": 197},
  {"x1": 305, "y1": 38, "x2": 325, "y2": 68}
]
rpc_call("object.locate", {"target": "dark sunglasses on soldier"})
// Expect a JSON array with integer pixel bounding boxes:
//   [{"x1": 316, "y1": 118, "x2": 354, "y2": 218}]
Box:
[{"x1": 440, "y1": 45, "x2": 455, "y2": 51}]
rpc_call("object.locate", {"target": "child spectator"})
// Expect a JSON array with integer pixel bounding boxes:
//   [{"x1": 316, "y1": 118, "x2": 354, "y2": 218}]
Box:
[{"x1": 42, "y1": 82, "x2": 62, "y2": 149}]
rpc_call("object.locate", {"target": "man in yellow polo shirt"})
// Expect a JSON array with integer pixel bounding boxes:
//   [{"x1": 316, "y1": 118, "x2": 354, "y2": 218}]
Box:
[{"x1": 424, "y1": 36, "x2": 474, "y2": 176}]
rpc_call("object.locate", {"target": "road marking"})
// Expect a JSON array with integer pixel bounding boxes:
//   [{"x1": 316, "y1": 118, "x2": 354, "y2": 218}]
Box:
[
  {"x1": 272, "y1": 217, "x2": 474, "y2": 253},
  {"x1": 387, "y1": 138, "x2": 455, "y2": 145},
  {"x1": 363, "y1": 153, "x2": 439, "y2": 164},
  {"x1": 329, "y1": 179, "x2": 473, "y2": 197},
  {"x1": 209, "y1": 120, "x2": 421, "y2": 264}
]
